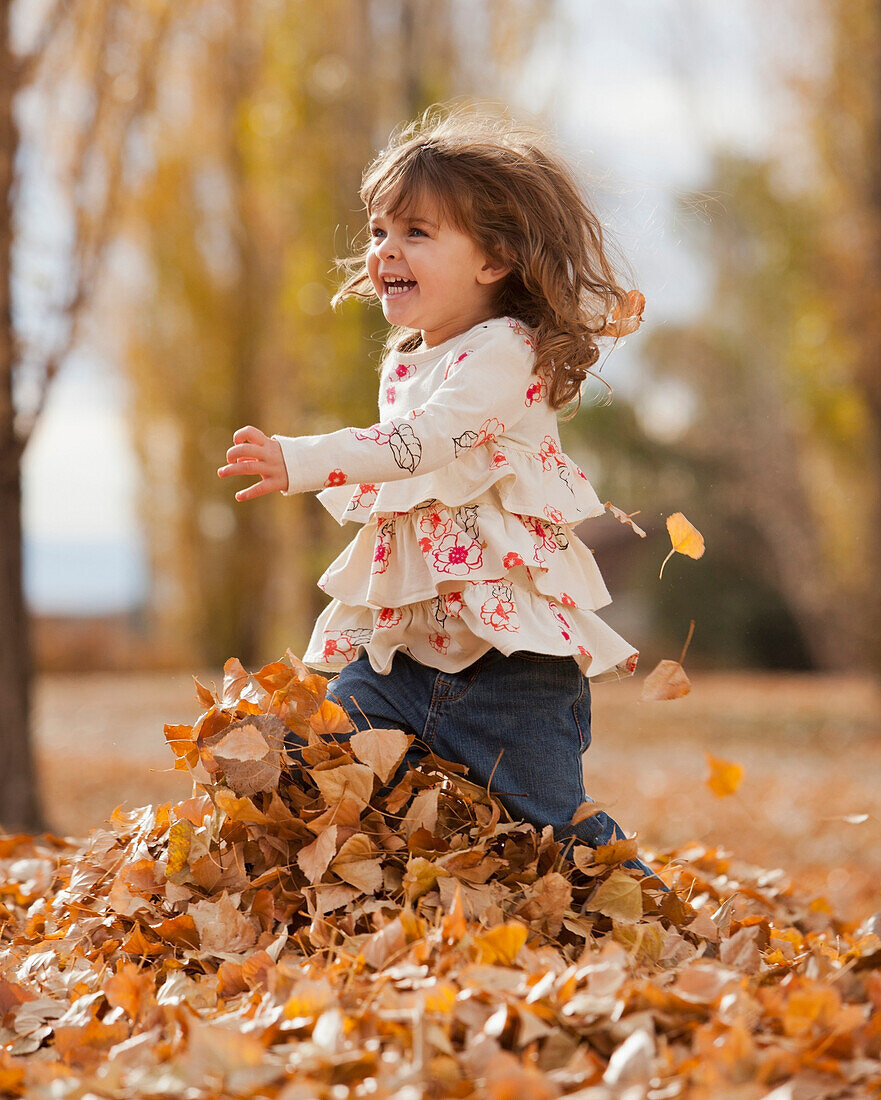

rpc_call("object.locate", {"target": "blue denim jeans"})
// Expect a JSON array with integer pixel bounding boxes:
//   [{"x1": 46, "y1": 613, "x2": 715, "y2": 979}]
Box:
[{"x1": 294, "y1": 647, "x2": 659, "y2": 881}]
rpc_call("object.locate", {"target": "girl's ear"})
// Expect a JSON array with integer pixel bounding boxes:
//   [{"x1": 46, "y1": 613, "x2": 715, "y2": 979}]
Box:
[{"x1": 477, "y1": 257, "x2": 511, "y2": 285}]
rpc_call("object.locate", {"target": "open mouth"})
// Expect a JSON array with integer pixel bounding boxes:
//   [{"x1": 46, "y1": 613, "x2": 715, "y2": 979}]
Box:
[{"x1": 383, "y1": 277, "x2": 417, "y2": 297}]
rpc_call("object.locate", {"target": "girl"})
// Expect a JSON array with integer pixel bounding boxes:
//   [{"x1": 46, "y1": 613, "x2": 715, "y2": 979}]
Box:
[{"x1": 218, "y1": 107, "x2": 657, "y2": 878}]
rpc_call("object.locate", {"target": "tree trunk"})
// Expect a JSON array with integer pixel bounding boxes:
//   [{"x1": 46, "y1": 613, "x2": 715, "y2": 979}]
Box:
[{"x1": 0, "y1": 7, "x2": 45, "y2": 833}]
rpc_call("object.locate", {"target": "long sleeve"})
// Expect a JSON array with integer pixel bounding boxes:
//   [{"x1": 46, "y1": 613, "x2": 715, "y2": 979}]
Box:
[{"x1": 272, "y1": 322, "x2": 536, "y2": 495}]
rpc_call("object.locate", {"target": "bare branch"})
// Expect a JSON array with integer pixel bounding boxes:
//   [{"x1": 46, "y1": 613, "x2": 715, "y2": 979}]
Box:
[{"x1": 17, "y1": 0, "x2": 177, "y2": 447}]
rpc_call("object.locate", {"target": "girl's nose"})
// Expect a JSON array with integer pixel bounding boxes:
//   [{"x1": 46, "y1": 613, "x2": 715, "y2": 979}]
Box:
[{"x1": 377, "y1": 235, "x2": 400, "y2": 259}]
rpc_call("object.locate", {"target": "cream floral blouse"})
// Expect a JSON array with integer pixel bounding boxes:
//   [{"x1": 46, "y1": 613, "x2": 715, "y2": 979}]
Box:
[{"x1": 272, "y1": 316, "x2": 639, "y2": 684}]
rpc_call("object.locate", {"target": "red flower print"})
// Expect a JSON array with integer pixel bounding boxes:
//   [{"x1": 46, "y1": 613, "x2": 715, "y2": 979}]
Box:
[
  {"x1": 385, "y1": 385, "x2": 396, "y2": 404},
  {"x1": 394, "y1": 362, "x2": 415, "y2": 380},
  {"x1": 428, "y1": 632, "x2": 450, "y2": 654},
  {"x1": 419, "y1": 509, "x2": 452, "y2": 541},
  {"x1": 444, "y1": 348, "x2": 473, "y2": 380},
  {"x1": 432, "y1": 532, "x2": 483, "y2": 575},
  {"x1": 544, "y1": 505, "x2": 563, "y2": 523},
  {"x1": 490, "y1": 450, "x2": 509, "y2": 468},
  {"x1": 324, "y1": 469, "x2": 347, "y2": 487},
  {"x1": 624, "y1": 653, "x2": 639, "y2": 673},
  {"x1": 475, "y1": 417, "x2": 504, "y2": 446},
  {"x1": 372, "y1": 540, "x2": 391, "y2": 574},
  {"x1": 351, "y1": 484, "x2": 377, "y2": 509},
  {"x1": 561, "y1": 592, "x2": 576, "y2": 607},
  {"x1": 376, "y1": 607, "x2": 402, "y2": 629},
  {"x1": 351, "y1": 424, "x2": 387, "y2": 443},
  {"x1": 525, "y1": 376, "x2": 547, "y2": 406},
  {"x1": 577, "y1": 645, "x2": 592, "y2": 657},
  {"x1": 503, "y1": 552, "x2": 524, "y2": 569},
  {"x1": 548, "y1": 600, "x2": 572, "y2": 642},
  {"x1": 538, "y1": 435, "x2": 561, "y2": 471},
  {"x1": 506, "y1": 317, "x2": 534, "y2": 349},
  {"x1": 407, "y1": 408, "x2": 425, "y2": 419},
  {"x1": 443, "y1": 591, "x2": 464, "y2": 617},
  {"x1": 480, "y1": 591, "x2": 519, "y2": 632},
  {"x1": 523, "y1": 515, "x2": 567, "y2": 562},
  {"x1": 418, "y1": 537, "x2": 432, "y2": 554},
  {"x1": 322, "y1": 631, "x2": 358, "y2": 663}
]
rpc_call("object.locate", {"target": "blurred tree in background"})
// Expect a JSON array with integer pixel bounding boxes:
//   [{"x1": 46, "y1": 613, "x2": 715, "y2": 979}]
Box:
[
  {"x1": 570, "y1": 0, "x2": 881, "y2": 677},
  {"x1": 114, "y1": 0, "x2": 546, "y2": 669},
  {"x1": 1, "y1": 0, "x2": 173, "y2": 829}
]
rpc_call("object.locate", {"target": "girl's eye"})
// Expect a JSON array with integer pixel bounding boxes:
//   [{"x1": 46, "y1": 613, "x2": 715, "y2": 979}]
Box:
[
  {"x1": 408, "y1": 227, "x2": 426, "y2": 237},
  {"x1": 370, "y1": 226, "x2": 385, "y2": 238}
]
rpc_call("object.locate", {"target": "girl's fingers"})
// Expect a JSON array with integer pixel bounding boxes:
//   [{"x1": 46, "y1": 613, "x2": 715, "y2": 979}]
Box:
[
  {"x1": 233, "y1": 425, "x2": 266, "y2": 446},
  {"x1": 234, "y1": 480, "x2": 274, "y2": 501},
  {"x1": 226, "y1": 442, "x2": 263, "y2": 462},
  {"x1": 217, "y1": 461, "x2": 260, "y2": 478}
]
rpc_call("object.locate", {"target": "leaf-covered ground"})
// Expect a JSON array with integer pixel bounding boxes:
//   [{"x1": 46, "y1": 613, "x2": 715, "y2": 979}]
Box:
[{"x1": 2, "y1": 655, "x2": 880, "y2": 1098}]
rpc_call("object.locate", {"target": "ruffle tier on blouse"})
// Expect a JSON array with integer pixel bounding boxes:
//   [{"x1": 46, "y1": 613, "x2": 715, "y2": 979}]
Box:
[
  {"x1": 302, "y1": 439, "x2": 639, "y2": 685},
  {"x1": 316, "y1": 436, "x2": 606, "y2": 527},
  {"x1": 305, "y1": 580, "x2": 639, "y2": 683}
]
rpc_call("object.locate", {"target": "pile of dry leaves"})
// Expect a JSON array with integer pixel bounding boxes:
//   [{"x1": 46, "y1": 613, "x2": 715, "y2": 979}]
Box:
[{"x1": 1, "y1": 652, "x2": 879, "y2": 1099}]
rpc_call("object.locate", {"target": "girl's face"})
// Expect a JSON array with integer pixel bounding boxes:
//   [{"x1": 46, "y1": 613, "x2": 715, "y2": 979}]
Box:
[{"x1": 366, "y1": 195, "x2": 508, "y2": 348}]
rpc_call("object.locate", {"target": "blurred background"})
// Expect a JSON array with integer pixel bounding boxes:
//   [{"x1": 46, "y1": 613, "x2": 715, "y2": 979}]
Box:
[{"x1": 3, "y1": 0, "x2": 881, "y2": 915}]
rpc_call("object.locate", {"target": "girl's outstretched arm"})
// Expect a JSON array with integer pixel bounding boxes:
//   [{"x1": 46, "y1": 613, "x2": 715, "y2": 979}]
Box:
[
  {"x1": 268, "y1": 322, "x2": 534, "y2": 496},
  {"x1": 217, "y1": 425, "x2": 289, "y2": 501}
]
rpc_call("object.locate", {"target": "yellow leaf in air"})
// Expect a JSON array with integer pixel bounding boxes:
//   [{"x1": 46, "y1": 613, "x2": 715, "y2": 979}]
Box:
[
  {"x1": 706, "y1": 754, "x2": 744, "y2": 798},
  {"x1": 659, "y1": 512, "x2": 705, "y2": 579}
]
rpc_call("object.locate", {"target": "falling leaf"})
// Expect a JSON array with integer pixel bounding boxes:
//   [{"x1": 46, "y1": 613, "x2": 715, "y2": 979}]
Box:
[
  {"x1": 706, "y1": 754, "x2": 744, "y2": 798},
  {"x1": 659, "y1": 512, "x2": 705, "y2": 579},
  {"x1": 604, "y1": 501, "x2": 647, "y2": 538},
  {"x1": 641, "y1": 659, "x2": 691, "y2": 700},
  {"x1": 641, "y1": 622, "x2": 696, "y2": 701},
  {"x1": 603, "y1": 288, "x2": 646, "y2": 337}
]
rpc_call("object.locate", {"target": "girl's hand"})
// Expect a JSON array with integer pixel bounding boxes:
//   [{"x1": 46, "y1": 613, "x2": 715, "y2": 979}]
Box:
[{"x1": 217, "y1": 425, "x2": 289, "y2": 500}]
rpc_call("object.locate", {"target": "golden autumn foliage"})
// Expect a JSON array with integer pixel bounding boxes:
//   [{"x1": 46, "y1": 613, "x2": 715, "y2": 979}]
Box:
[{"x1": 0, "y1": 651, "x2": 879, "y2": 1097}]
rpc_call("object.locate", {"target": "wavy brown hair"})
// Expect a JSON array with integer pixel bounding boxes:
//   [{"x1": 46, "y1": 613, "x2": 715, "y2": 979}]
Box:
[{"x1": 333, "y1": 105, "x2": 645, "y2": 415}]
